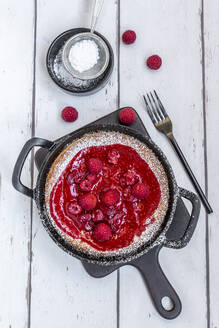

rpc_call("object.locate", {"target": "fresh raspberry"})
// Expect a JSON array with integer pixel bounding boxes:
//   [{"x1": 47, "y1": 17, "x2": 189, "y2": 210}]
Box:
[
  {"x1": 107, "y1": 149, "x2": 120, "y2": 165},
  {"x1": 146, "y1": 55, "x2": 162, "y2": 70},
  {"x1": 79, "y1": 179, "x2": 92, "y2": 192},
  {"x1": 93, "y1": 223, "x2": 112, "y2": 242},
  {"x1": 66, "y1": 201, "x2": 82, "y2": 215},
  {"x1": 61, "y1": 107, "x2": 78, "y2": 122},
  {"x1": 124, "y1": 170, "x2": 138, "y2": 185},
  {"x1": 109, "y1": 212, "x2": 125, "y2": 233},
  {"x1": 122, "y1": 30, "x2": 136, "y2": 44},
  {"x1": 79, "y1": 193, "x2": 97, "y2": 211},
  {"x1": 92, "y1": 209, "x2": 104, "y2": 222},
  {"x1": 101, "y1": 189, "x2": 120, "y2": 207},
  {"x1": 132, "y1": 183, "x2": 150, "y2": 199},
  {"x1": 119, "y1": 108, "x2": 136, "y2": 126},
  {"x1": 87, "y1": 158, "x2": 102, "y2": 174}
]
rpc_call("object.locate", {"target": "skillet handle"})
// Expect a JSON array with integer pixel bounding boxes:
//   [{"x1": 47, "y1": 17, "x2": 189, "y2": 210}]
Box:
[
  {"x1": 164, "y1": 187, "x2": 201, "y2": 249},
  {"x1": 131, "y1": 246, "x2": 182, "y2": 319},
  {"x1": 12, "y1": 138, "x2": 54, "y2": 198}
]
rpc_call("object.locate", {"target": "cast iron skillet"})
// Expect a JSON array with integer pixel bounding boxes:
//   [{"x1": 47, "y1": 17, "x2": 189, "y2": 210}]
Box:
[
  {"x1": 12, "y1": 124, "x2": 200, "y2": 318},
  {"x1": 12, "y1": 124, "x2": 200, "y2": 264}
]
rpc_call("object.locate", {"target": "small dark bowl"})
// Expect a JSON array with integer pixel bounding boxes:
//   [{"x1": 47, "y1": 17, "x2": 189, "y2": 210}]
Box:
[{"x1": 46, "y1": 28, "x2": 114, "y2": 96}]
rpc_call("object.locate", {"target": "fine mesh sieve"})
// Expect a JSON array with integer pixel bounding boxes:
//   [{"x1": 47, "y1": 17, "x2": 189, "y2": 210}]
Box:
[{"x1": 62, "y1": 0, "x2": 109, "y2": 80}]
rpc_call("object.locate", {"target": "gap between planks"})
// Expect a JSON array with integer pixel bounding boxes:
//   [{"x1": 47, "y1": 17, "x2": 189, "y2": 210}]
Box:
[
  {"x1": 27, "y1": 0, "x2": 38, "y2": 327},
  {"x1": 117, "y1": 1, "x2": 121, "y2": 327},
  {"x1": 200, "y1": 0, "x2": 210, "y2": 327}
]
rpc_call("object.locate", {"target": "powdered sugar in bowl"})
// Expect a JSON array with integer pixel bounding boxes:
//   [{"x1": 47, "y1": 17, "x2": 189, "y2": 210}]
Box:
[{"x1": 62, "y1": 32, "x2": 110, "y2": 80}]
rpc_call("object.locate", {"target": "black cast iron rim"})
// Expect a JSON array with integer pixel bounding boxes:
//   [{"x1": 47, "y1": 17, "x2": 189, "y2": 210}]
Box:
[{"x1": 34, "y1": 124, "x2": 179, "y2": 265}]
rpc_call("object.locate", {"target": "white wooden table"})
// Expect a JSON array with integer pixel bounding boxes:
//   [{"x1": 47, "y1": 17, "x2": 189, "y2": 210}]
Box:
[{"x1": 1, "y1": 0, "x2": 218, "y2": 327}]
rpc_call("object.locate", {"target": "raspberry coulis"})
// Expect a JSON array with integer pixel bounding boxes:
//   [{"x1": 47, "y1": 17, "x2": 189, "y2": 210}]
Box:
[{"x1": 49, "y1": 144, "x2": 161, "y2": 251}]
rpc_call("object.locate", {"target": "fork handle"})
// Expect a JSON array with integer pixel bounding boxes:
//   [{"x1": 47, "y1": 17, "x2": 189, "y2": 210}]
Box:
[{"x1": 168, "y1": 134, "x2": 213, "y2": 214}]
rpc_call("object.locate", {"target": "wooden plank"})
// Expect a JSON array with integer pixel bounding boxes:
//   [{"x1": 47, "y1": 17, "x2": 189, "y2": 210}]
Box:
[
  {"x1": 119, "y1": 0, "x2": 207, "y2": 326},
  {"x1": 30, "y1": 1, "x2": 118, "y2": 327},
  {"x1": 0, "y1": 1, "x2": 35, "y2": 327},
  {"x1": 204, "y1": 0, "x2": 219, "y2": 326}
]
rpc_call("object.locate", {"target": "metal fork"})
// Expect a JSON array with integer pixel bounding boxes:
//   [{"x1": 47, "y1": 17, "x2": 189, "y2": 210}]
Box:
[{"x1": 143, "y1": 90, "x2": 213, "y2": 214}]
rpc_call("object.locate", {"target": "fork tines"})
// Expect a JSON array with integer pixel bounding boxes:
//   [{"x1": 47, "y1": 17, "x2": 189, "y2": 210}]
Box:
[
  {"x1": 143, "y1": 90, "x2": 168, "y2": 124},
  {"x1": 143, "y1": 90, "x2": 213, "y2": 214}
]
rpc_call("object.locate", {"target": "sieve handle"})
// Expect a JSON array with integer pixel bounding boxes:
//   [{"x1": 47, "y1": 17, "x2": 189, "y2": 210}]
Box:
[{"x1": 90, "y1": 0, "x2": 104, "y2": 33}]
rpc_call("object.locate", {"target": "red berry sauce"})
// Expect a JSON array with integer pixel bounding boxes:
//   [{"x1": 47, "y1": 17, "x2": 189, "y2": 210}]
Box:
[{"x1": 49, "y1": 144, "x2": 161, "y2": 251}]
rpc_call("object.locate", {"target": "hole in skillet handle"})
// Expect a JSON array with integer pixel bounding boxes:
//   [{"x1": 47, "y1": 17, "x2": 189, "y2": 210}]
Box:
[{"x1": 161, "y1": 296, "x2": 174, "y2": 311}]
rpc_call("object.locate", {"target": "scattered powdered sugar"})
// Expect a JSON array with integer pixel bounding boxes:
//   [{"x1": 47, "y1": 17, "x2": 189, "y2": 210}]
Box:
[
  {"x1": 45, "y1": 131, "x2": 170, "y2": 259},
  {"x1": 52, "y1": 45, "x2": 101, "y2": 91},
  {"x1": 69, "y1": 39, "x2": 100, "y2": 73}
]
